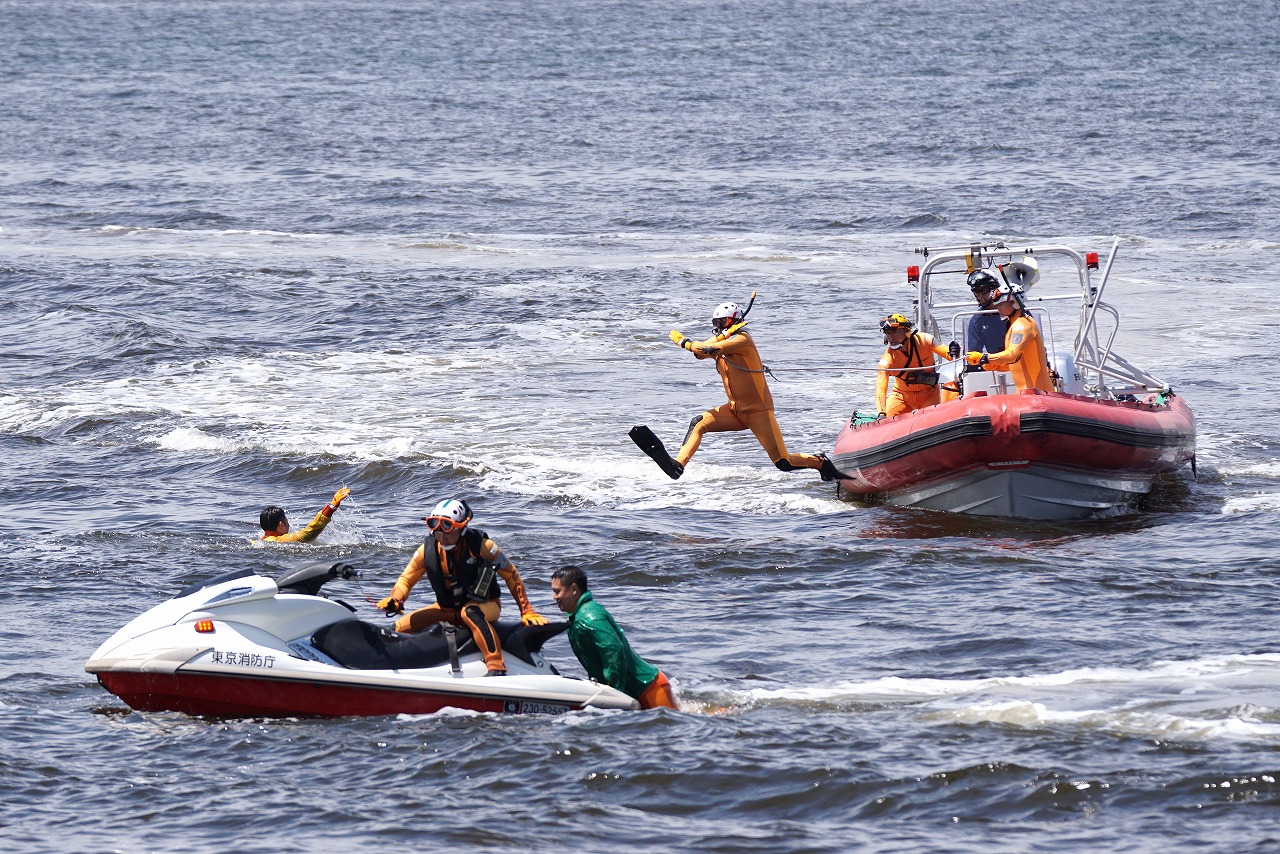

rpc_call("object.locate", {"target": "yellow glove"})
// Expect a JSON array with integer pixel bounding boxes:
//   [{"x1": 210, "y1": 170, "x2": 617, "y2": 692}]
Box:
[
  {"x1": 377, "y1": 596, "x2": 403, "y2": 615},
  {"x1": 669, "y1": 329, "x2": 690, "y2": 350},
  {"x1": 331, "y1": 487, "x2": 351, "y2": 507},
  {"x1": 965, "y1": 352, "x2": 989, "y2": 367},
  {"x1": 521, "y1": 611, "x2": 549, "y2": 627}
]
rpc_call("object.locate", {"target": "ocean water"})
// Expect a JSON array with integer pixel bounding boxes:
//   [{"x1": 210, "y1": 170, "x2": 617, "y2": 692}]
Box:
[{"x1": 3, "y1": 0, "x2": 1280, "y2": 851}]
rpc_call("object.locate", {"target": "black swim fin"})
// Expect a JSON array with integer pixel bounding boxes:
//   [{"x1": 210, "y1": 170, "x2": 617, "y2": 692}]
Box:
[
  {"x1": 817, "y1": 452, "x2": 848, "y2": 483},
  {"x1": 629, "y1": 425, "x2": 684, "y2": 480}
]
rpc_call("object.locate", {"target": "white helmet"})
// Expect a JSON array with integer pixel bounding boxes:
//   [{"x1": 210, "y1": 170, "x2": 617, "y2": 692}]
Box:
[
  {"x1": 425, "y1": 498, "x2": 472, "y2": 531},
  {"x1": 991, "y1": 283, "x2": 1025, "y2": 307},
  {"x1": 711, "y1": 302, "x2": 744, "y2": 332}
]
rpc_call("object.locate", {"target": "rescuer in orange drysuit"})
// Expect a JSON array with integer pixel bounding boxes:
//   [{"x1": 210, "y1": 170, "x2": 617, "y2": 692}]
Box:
[
  {"x1": 377, "y1": 498, "x2": 548, "y2": 676},
  {"x1": 659, "y1": 302, "x2": 840, "y2": 481},
  {"x1": 259, "y1": 487, "x2": 351, "y2": 543},
  {"x1": 965, "y1": 283, "x2": 1054, "y2": 393},
  {"x1": 875, "y1": 313, "x2": 954, "y2": 418}
]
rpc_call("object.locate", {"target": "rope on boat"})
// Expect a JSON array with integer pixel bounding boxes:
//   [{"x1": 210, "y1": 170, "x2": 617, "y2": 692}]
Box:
[{"x1": 763, "y1": 356, "x2": 971, "y2": 375}]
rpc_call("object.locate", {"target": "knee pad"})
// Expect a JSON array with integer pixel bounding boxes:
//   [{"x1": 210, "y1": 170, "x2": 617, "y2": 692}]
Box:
[
  {"x1": 682, "y1": 414, "x2": 705, "y2": 445},
  {"x1": 463, "y1": 605, "x2": 498, "y2": 645},
  {"x1": 774, "y1": 458, "x2": 798, "y2": 472}
]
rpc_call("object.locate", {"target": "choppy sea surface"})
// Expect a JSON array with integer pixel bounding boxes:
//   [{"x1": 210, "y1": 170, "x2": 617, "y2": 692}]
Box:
[{"x1": 3, "y1": 1, "x2": 1280, "y2": 851}]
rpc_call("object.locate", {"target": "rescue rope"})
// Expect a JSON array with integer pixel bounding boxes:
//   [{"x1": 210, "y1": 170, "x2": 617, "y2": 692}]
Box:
[
  {"x1": 724, "y1": 360, "x2": 781, "y2": 380},
  {"x1": 841, "y1": 356, "x2": 969, "y2": 374},
  {"x1": 351, "y1": 573, "x2": 383, "y2": 608},
  {"x1": 738, "y1": 356, "x2": 972, "y2": 376}
]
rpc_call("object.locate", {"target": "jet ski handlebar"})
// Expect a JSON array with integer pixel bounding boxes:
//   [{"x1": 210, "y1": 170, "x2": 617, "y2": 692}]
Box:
[{"x1": 275, "y1": 561, "x2": 361, "y2": 596}]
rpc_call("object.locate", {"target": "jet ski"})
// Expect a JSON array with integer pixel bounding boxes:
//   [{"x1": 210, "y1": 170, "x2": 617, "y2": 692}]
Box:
[{"x1": 85, "y1": 561, "x2": 638, "y2": 717}]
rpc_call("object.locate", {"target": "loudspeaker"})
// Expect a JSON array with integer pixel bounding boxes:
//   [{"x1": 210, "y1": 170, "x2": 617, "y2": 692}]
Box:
[{"x1": 1001, "y1": 256, "x2": 1040, "y2": 289}]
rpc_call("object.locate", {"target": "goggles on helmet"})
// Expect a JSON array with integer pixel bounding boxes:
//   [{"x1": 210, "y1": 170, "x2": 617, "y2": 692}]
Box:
[
  {"x1": 711, "y1": 302, "x2": 743, "y2": 333},
  {"x1": 712, "y1": 316, "x2": 737, "y2": 332},
  {"x1": 425, "y1": 515, "x2": 466, "y2": 533},
  {"x1": 879, "y1": 314, "x2": 912, "y2": 333},
  {"x1": 991, "y1": 283, "x2": 1024, "y2": 306}
]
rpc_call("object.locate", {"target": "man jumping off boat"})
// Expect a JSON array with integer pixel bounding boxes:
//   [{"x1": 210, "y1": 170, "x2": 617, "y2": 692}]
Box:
[
  {"x1": 378, "y1": 498, "x2": 548, "y2": 677},
  {"x1": 629, "y1": 299, "x2": 841, "y2": 481},
  {"x1": 965, "y1": 282, "x2": 1054, "y2": 393}
]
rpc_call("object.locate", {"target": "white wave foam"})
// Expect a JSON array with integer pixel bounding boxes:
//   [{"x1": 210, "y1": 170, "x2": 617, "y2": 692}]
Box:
[
  {"x1": 1226, "y1": 461, "x2": 1280, "y2": 478},
  {"x1": 554, "y1": 705, "x2": 626, "y2": 724},
  {"x1": 0, "y1": 336, "x2": 878, "y2": 516},
  {"x1": 0, "y1": 342, "x2": 844, "y2": 515},
  {"x1": 155, "y1": 427, "x2": 234, "y2": 453},
  {"x1": 751, "y1": 652, "x2": 1280, "y2": 701},
  {"x1": 97, "y1": 225, "x2": 319, "y2": 240},
  {"x1": 483, "y1": 450, "x2": 848, "y2": 516},
  {"x1": 1223, "y1": 494, "x2": 1280, "y2": 514},
  {"x1": 0, "y1": 395, "x2": 37, "y2": 433},
  {"x1": 932, "y1": 700, "x2": 1280, "y2": 741},
  {"x1": 395, "y1": 707, "x2": 492, "y2": 721},
  {"x1": 738, "y1": 652, "x2": 1280, "y2": 742}
]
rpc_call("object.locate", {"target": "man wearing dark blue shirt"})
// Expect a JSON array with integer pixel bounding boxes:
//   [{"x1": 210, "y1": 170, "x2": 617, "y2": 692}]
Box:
[{"x1": 965, "y1": 271, "x2": 1008, "y2": 354}]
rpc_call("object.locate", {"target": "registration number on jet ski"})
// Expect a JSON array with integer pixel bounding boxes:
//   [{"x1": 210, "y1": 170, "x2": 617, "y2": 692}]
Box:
[{"x1": 503, "y1": 699, "x2": 572, "y2": 715}]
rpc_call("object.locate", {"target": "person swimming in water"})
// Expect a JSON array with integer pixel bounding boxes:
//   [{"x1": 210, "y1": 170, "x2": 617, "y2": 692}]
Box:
[{"x1": 258, "y1": 487, "x2": 350, "y2": 543}]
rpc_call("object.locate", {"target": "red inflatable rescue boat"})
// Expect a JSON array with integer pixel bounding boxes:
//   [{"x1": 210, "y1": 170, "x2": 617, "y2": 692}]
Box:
[{"x1": 829, "y1": 240, "x2": 1196, "y2": 520}]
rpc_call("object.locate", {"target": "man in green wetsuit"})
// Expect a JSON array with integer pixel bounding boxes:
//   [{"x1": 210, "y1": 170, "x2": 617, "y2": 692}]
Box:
[{"x1": 550, "y1": 566, "x2": 678, "y2": 710}]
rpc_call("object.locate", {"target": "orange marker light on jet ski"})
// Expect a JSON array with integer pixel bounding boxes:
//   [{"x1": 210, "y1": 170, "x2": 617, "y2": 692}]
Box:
[
  {"x1": 907, "y1": 265, "x2": 920, "y2": 283},
  {"x1": 1086, "y1": 252, "x2": 1099, "y2": 269},
  {"x1": 194, "y1": 620, "x2": 215, "y2": 634}
]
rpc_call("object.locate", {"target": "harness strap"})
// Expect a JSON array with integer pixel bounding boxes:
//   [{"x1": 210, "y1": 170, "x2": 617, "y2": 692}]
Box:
[
  {"x1": 896, "y1": 334, "x2": 939, "y2": 387},
  {"x1": 444, "y1": 623, "x2": 461, "y2": 675}
]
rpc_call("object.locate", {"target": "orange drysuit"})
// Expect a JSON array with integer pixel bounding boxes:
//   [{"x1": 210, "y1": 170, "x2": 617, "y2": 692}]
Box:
[
  {"x1": 675, "y1": 327, "x2": 822, "y2": 472},
  {"x1": 982, "y1": 310, "x2": 1053, "y2": 393},
  {"x1": 876, "y1": 332, "x2": 952, "y2": 417}
]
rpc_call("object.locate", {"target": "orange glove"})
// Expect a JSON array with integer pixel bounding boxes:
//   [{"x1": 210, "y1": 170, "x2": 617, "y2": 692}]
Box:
[
  {"x1": 521, "y1": 611, "x2": 549, "y2": 627},
  {"x1": 331, "y1": 487, "x2": 351, "y2": 508},
  {"x1": 377, "y1": 596, "x2": 403, "y2": 616},
  {"x1": 965, "y1": 352, "x2": 989, "y2": 367}
]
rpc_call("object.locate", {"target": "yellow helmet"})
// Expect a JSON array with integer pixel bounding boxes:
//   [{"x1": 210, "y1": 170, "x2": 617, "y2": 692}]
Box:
[{"x1": 879, "y1": 313, "x2": 913, "y2": 333}]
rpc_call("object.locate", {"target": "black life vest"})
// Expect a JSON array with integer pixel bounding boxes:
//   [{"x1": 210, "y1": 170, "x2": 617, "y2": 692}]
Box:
[
  {"x1": 423, "y1": 528, "x2": 499, "y2": 609},
  {"x1": 897, "y1": 334, "x2": 939, "y2": 388}
]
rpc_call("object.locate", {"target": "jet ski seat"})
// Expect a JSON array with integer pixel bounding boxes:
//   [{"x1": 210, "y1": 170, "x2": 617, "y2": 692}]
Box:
[{"x1": 311, "y1": 619, "x2": 568, "y2": 671}]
